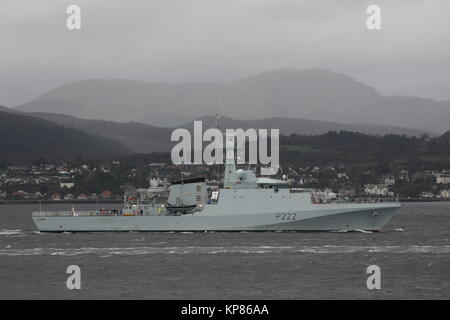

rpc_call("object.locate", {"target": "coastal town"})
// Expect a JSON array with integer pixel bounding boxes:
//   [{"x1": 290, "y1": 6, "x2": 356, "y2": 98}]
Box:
[{"x1": 1, "y1": 161, "x2": 449, "y2": 202}]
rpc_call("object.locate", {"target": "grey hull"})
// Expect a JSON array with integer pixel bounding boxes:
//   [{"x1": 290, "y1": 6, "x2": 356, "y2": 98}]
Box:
[{"x1": 33, "y1": 204, "x2": 400, "y2": 232}]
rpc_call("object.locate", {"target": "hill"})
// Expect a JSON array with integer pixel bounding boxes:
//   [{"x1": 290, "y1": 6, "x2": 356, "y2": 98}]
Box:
[
  {"x1": 180, "y1": 116, "x2": 433, "y2": 137},
  {"x1": 0, "y1": 109, "x2": 128, "y2": 163},
  {"x1": 28, "y1": 112, "x2": 172, "y2": 153},
  {"x1": 27, "y1": 113, "x2": 433, "y2": 154}
]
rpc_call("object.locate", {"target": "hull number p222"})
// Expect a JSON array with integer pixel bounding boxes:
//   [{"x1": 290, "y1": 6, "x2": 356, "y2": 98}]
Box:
[{"x1": 275, "y1": 213, "x2": 297, "y2": 221}]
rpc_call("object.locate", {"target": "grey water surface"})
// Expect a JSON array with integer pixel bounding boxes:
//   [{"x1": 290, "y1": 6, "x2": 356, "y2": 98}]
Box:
[{"x1": 0, "y1": 202, "x2": 448, "y2": 299}]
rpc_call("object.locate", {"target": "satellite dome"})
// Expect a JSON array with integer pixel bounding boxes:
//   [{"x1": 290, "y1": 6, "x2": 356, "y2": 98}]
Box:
[{"x1": 236, "y1": 169, "x2": 245, "y2": 178}]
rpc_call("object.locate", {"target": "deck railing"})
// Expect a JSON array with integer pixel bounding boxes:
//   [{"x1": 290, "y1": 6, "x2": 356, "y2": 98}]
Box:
[
  {"x1": 32, "y1": 207, "x2": 164, "y2": 217},
  {"x1": 313, "y1": 197, "x2": 399, "y2": 204},
  {"x1": 32, "y1": 211, "x2": 99, "y2": 217}
]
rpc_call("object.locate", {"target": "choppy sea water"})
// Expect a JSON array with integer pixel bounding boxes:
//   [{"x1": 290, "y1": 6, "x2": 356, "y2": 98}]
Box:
[{"x1": 0, "y1": 202, "x2": 449, "y2": 299}]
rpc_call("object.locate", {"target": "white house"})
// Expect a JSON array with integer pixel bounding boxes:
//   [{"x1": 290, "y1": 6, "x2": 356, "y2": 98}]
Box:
[
  {"x1": 315, "y1": 188, "x2": 337, "y2": 200},
  {"x1": 337, "y1": 173, "x2": 349, "y2": 180},
  {"x1": 364, "y1": 184, "x2": 393, "y2": 196},
  {"x1": 60, "y1": 182, "x2": 74, "y2": 189},
  {"x1": 420, "y1": 192, "x2": 434, "y2": 198},
  {"x1": 438, "y1": 190, "x2": 450, "y2": 199},
  {"x1": 382, "y1": 174, "x2": 396, "y2": 186},
  {"x1": 435, "y1": 173, "x2": 450, "y2": 184},
  {"x1": 149, "y1": 178, "x2": 163, "y2": 188}
]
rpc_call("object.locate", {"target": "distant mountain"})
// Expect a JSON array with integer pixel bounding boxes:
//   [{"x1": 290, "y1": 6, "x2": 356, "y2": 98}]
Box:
[
  {"x1": 15, "y1": 69, "x2": 450, "y2": 133},
  {"x1": 28, "y1": 112, "x2": 432, "y2": 154},
  {"x1": 16, "y1": 79, "x2": 219, "y2": 127},
  {"x1": 0, "y1": 109, "x2": 128, "y2": 163}
]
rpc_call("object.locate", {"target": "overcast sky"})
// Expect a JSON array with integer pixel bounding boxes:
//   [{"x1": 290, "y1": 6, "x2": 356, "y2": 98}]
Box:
[{"x1": 1, "y1": 0, "x2": 449, "y2": 106}]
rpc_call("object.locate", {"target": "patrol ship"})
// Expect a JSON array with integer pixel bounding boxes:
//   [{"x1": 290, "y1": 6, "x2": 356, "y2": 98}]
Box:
[{"x1": 32, "y1": 158, "x2": 401, "y2": 232}]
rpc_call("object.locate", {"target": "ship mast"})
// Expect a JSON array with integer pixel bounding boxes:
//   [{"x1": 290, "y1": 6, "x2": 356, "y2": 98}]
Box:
[{"x1": 215, "y1": 92, "x2": 221, "y2": 184}]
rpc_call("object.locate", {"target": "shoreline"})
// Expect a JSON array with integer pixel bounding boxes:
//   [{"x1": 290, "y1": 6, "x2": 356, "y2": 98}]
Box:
[
  {"x1": 0, "y1": 199, "x2": 123, "y2": 205},
  {"x1": 0, "y1": 198, "x2": 449, "y2": 205},
  {"x1": 398, "y1": 198, "x2": 450, "y2": 202}
]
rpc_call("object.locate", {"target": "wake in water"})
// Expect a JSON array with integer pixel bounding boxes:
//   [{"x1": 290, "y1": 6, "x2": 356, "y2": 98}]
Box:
[
  {"x1": 331, "y1": 229, "x2": 373, "y2": 233},
  {"x1": 332, "y1": 228, "x2": 405, "y2": 233},
  {"x1": 0, "y1": 229, "x2": 41, "y2": 236},
  {"x1": 0, "y1": 229, "x2": 23, "y2": 235},
  {"x1": 0, "y1": 228, "x2": 408, "y2": 236},
  {"x1": 0, "y1": 245, "x2": 449, "y2": 257}
]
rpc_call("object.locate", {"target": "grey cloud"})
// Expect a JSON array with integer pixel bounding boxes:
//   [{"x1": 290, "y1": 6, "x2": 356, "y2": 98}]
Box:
[{"x1": 0, "y1": 0, "x2": 449, "y2": 106}]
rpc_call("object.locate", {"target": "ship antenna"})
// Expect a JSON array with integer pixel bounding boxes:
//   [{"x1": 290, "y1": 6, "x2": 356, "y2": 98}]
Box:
[
  {"x1": 215, "y1": 91, "x2": 221, "y2": 183},
  {"x1": 215, "y1": 91, "x2": 220, "y2": 129}
]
